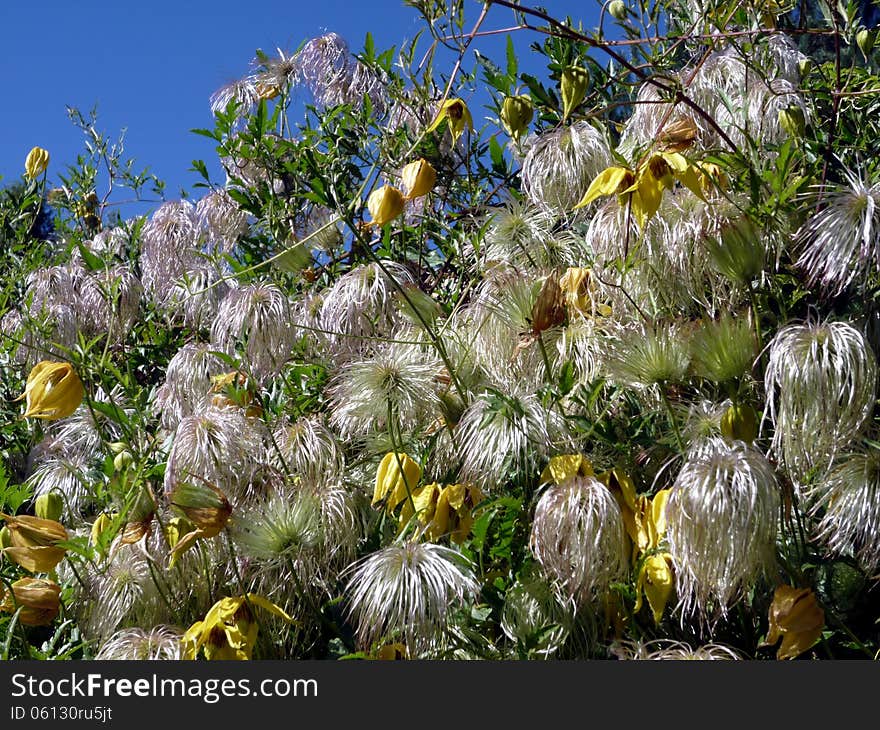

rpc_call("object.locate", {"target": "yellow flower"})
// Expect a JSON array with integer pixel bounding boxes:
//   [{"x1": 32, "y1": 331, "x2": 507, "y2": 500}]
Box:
[
  {"x1": 375, "y1": 642, "x2": 408, "y2": 660},
  {"x1": 540, "y1": 454, "x2": 595, "y2": 485},
  {"x1": 426, "y1": 98, "x2": 473, "y2": 144},
  {"x1": 500, "y1": 95, "x2": 534, "y2": 138},
  {"x1": 15, "y1": 361, "x2": 84, "y2": 420},
  {"x1": 366, "y1": 185, "x2": 405, "y2": 227},
  {"x1": 398, "y1": 482, "x2": 483, "y2": 543},
  {"x1": 401, "y1": 158, "x2": 437, "y2": 200},
  {"x1": 634, "y1": 553, "x2": 675, "y2": 624},
  {"x1": 373, "y1": 452, "x2": 422, "y2": 512},
  {"x1": 574, "y1": 152, "x2": 713, "y2": 229},
  {"x1": 1, "y1": 513, "x2": 68, "y2": 573},
  {"x1": 24, "y1": 147, "x2": 50, "y2": 180},
  {"x1": 763, "y1": 585, "x2": 825, "y2": 660},
  {"x1": 181, "y1": 594, "x2": 294, "y2": 660},
  {"x1": 1, "y1": 577, "x2": 61, "y2": 626},
  {"x1": 559, "y1": 268, "x2": 612, "y2": 318}
]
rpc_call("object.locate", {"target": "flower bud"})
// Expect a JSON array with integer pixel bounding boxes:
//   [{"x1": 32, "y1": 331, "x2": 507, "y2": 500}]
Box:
[
  {"x1": 0, "y1": 527, "x2": 11, "y2": 550},
  {"x1": 367, "y1": 185, "x2": 405, "y2": 227},
  {"x1": 561, "y1": 65, "x2": 590, "y2": 121},
  {"x1": 24, "y1": 147, "x2": 50, "y2": 180},
  {"x1": 1, "y1": 577, "x2": 61, "y2": 626},
  {"x1": 500, "y1": 95, "x2": 534, "y2": 138},
  {"x1": 720, "y1": 403, "x2": 758, "y2": 443},
  {"x1": 35, "y1": 492, "x2": 64, "y2": 522},
  {"x1": 113, "y1": 450, "x2": 134, "y2": 472},
  {"x1": 15, "y1": 361, "x2": 84, "y2": 420},
  {"x1": 608, "y1": 0, "x2": 628, "y2": 20},
  {"x1": 798, "y1": 57, "x2": 813, "y2": 77},
  {"x1": 401, "y1": 159, "x2": 437, "y2": 200},
  {"x1": 778, "y1": 104, "x2": 806, "y2": 138},
  {"x1": 90, "y1": 513, "x2": 115, "y2": 549}
]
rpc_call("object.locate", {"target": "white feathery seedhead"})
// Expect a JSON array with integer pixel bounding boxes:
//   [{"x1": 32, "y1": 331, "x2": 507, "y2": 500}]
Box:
[
  {"x1": 211, "y1": 281, "x2": 294, "y2": 380},
  {"x1": 210, "y1": 76, "x2": 259, "y2": 122},
  {"x1": 603, "y1": 321, "x2": 691, "y2": 389},
  {"x1": 75, "y1": 542, "x2": 163, "y2": 643},
  {"x1": 530, "y1": 475, "x2": 629, "y2": 605},
  {"x1": 139, "y1": 200, "x2": 202, "y2": 306},
  {"x1": 26, "y1": 449, "x2": 98, "y2": 519},
  {"x1": 796, "y1": 169, "x2": 880, "y2": 295},
  {"x1": 610, "y1": 638, "x2": 743, "y2": 660},
  {"x1": 165, "y1": 264, "x2": 229, "y2": 333},
  {"x1": 153, "y1": 342, "x2": 227, "y2": 430},
  {"x1": 25, "y1": 265, "x2": 76, "y2": 316},
  {"x1": 86, "y1": 226, "x2": 130, "y2": 258},
  {"x1": 810, "y1": 447, "x2": 880, "y2": 574},
  {"x1": 319, "y1": 262, "x2": 414, "y2": 359},
  {"x1": 521, "y1": 121, "x2": 612, "y2": 213},
  {"x1": 344, "y1": 542, "x2": 478, "y2": 653},
  {"x1": 479, "y1": 199, "x2": 556, "y2": 270},
  {"x1": 271, "y1": 416, "x2": 345, "y2": 483},
  {"x1": 665, "y1": 437, "x2": 780, "y2": 618},
  {"x1": 456, "y1": 391, "x2": 569, "y2": 491},
  {"x1": 327, "y1": 342, "x2": 443, "y2": 440},
  {"x1": 764, "y1": 319, "x2": 877, "y2": 483},
  {"x1": 96, "y1": 626, "x2": 184, "y2": 660},
  {"x1": 164, "y1": 404, "x2": 266, "y2": 505},
  {"x1": 196, "y1": 189, "x2": 249, "y2": 253}
]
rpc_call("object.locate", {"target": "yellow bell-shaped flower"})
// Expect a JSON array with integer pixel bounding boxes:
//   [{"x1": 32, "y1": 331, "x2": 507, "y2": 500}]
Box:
[
  {"x1": 1, "y1": 513, "x2": 68, "y2": 573},
  {"x1": 373, "y1": 452, "x2": 422, "y2": 512},
  {"x1": 401, "y1": 158, "x2": 437, "y2": 200},
  {"x1": 16, "y1": 361, "x2": 84, "y2": 420},
  {"x1": 500, "y1": 94, "x2": 534, "y2": 138},
  {"x1": 25, "y1": 147, "x2": 50, "y2": 180},
  {"x1": 1, "y1": 577, "x2": 61, "y2": 626},
  {"x1": 181, "y1": 594, "x2": 294, "y2": 660},
  {"x1": 367, "y1": 185, "x2": 405, "y2": 227},
  {"x1": 426, "y1": 98, "x2": 474, "y2": 144},
  {"x1": 540, "y1": 454, "x2": 595, "y2": 486},
  {"x1": 763, "y1": 585, "x2": 825, "y2": 660}
]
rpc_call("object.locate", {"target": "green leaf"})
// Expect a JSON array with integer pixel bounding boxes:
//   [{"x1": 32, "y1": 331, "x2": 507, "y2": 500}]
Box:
[{"x1": 506, "y1": 36, "x2": 518, "y2": 79}]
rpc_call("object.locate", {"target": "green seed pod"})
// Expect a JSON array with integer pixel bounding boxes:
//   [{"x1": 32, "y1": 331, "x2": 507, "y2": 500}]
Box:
[
  {"x1": 608, "y1": 0, "x2": 628, "y2": 20},
  {"x1": 34, "y1": 492, "x2": 64, "y2": 522},
  {"x1": 778, "y1": 104, "x2": 806, "y2": 138},
  {"x1": 561, "y1": 65, "x2": 590, "y2": 121},
  {"x1": 720, "y1": 403, "x2": 758, "y2": 443},
  {"x1": 500, "y1": 95, "x2": 534, "y2": 138},
  {"x1": 857, "y1": 28, "x2": 875, "y2": 58}
]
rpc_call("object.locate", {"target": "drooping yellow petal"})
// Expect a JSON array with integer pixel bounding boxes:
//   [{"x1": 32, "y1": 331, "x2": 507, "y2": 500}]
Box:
[
  {"x1": 25, "y1": 147, "x2": 50, "y2": 180},
  {"x1": 540, "y1": 454, "x2": 594, "y2": 485},
  {"x1": 373, "y1": 452, "x2": 422, "y2": 512},
  {"x1": 573, "y1": 167, "x2": 635, "y2": 210},
  {"x1": 764, "y1": 585, "x2": 825, "y2": 660},
  {"x1": 16, "y1": 361, "x2": 84, "y2": 420},
  {"x1": 2, "y1": 546, "x2": 66, "y2": 573},
  {"x1": 635, "y1": 553, "x2": 675, "y2": 624},
  {"x1": 426, "y1": 99, "x2": 474, "y2": 144},
  {"x1": 647, "y1": 489, "x2": 671, "y2": 550}
]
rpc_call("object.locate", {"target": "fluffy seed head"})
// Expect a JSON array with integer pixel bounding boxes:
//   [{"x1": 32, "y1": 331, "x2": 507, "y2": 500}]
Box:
[
  {"x1": 665, "y1": 437, "x2": 780, "y2": 618},
  {"x1": 344, "y1": 542, "x2": 478, "y2": 653},
  {"x1": 530, "y1": 475, "x2": 629, "y2": 605},
  {"x1": 764, "y1": 319, "x2": 877, "y2": 483}
]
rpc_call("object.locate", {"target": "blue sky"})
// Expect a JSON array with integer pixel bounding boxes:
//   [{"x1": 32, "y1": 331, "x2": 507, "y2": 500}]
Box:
[{"x1": 0, "y1": 1, "x2": 603, "y2": 212}]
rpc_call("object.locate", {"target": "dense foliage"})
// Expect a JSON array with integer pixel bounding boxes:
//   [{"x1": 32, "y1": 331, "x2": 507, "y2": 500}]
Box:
[{"x1": 3, "y1": 0, "x2": 880, "y2": 660}]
